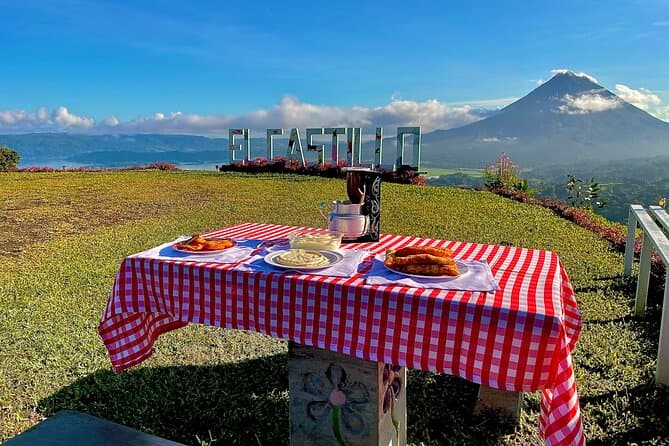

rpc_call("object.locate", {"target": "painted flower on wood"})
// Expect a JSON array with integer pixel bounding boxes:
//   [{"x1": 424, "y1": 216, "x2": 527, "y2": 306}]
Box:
[
  {"x1": 382, "y1": 363, "x2": 403, "y2": 442},
  {"x1": 382, "y1": 364, "x2": 402, "y2": 414},
  {"x1": 304, "y1": 363, "x2": 370, "y2": 445}
]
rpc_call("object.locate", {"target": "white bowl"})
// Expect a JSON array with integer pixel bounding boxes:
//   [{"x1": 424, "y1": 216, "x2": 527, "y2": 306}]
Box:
[{"x1": 288, "y1": 229, "x2": 343, "y2": 250}]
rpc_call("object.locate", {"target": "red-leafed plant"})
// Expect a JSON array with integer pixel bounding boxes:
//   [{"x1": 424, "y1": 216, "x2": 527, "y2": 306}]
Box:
[{"x1": 217, "y1": 158, "x2": 426, "y2": 185}]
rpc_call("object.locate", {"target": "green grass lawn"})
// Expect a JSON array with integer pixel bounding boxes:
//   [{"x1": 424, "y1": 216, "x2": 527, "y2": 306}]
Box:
[
  {"x1": 422, "y1": 167, "x2": 485, "y2": 178},
  {"x1": 1, "y1": 170, "x2": 668, "y2": 445}
]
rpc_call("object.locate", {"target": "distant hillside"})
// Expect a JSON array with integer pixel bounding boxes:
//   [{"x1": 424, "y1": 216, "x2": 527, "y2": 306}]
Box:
[
  {"x1": 0, "y1": 133, "x2": 224, "y2": 165},
  {"x1": 1, "y1": 132, "x2": 283, "y2": 167},
  {"x1": 67, "y1": 150, "x2": 229, "y2": 166},
  {"x1": 420, "y1": 71, "x2": 669, "y2": 168}
]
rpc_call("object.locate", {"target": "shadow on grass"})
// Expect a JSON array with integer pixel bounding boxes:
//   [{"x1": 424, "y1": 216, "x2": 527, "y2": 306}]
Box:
[
  {"x1": 577, "y1": 285, "x2": 669, "y2": 445},
  {"x1": 573, "y1": 273, "x2": 637, "y2": 295},
  {"x1": 39, "y1": 354, "x2": 290, "y2": 446},
  {"x1": 406, "y1": 371, "x2": 517, "y2": 446},
  {"x1": 580, "y1": 305, "x2": 662, "y2": 376},
  {"x1": 38, "y1": 354, "x2": 515, "y2": 446},
  {"x1": 580, "y1": 382, "x2": 669, "y2": 446},
  {"x1": 582, "y1": 314, "x2": 635, "y2": 326}
]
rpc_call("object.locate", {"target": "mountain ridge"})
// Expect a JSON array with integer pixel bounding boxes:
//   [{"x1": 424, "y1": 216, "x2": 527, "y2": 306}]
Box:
[{"x1": 420, "y1": 71, "x2": 669, "y2": 167}]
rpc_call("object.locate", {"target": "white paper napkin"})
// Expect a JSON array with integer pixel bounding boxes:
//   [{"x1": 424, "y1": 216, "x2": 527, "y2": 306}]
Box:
[
  {"x1": 134, "y1": 237, "x2": 258, "y2": 263},
  {"x1": 234, "y1": 249, "x2": 370, "y2": 277},
  {"x1": 365, "y1": 255, "x2": 500, "y2": 291}
]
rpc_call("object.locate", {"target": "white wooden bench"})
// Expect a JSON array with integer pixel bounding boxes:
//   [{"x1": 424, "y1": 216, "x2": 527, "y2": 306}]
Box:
[
  {"x1": 2, "y1": 410, "x2": 184, "y2": 446},
  {"x1": 623, "y1": 204, "x2": 669, "y2": 386}
]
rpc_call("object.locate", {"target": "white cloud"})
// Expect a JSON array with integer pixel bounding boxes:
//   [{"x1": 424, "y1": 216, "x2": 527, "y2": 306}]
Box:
[
  {"x1": 37, "y1": 107, "x2": 48, "y2": 120},
  {"x1": 3, "y1": 76, "x2": 668, "y2": 136},
  {"x1": 0, "y1": 97, "x2": 490, "y2": 134},
  {"x1": 536, "y1": 69, "x2": 600, "y2": 86},
  {"x1": 0, "y1": 107, "x2": 90, "y2": 131},
  {"x1": 557, "y1": 93, "x2": 622, "y2": 115},
  {"x1": 479, "y1": 136, "x2": 519, "y2": 143},
  {"x1": 538, "y1": 69, "x2": 668, "y2": 122},
  {"x1": 103, "y1": 116, "x2": 119, "y2": 126},
  {"x1": 611, "y1": 83, "x2": 668, "y2": 121},
  {"x1": 550, "y1": 69, "x2": 599, "y2": 84},
  {"x1": 91, "y1": 96, "x2": 489, "y2": 135},
  {"x1": 653, "y1": 105, "x2": 669, "y2": 122},
  {"x1": 53, "y1": 106, "x2": 95, "y2": 128},
  {"x1": 614, "y1": 84, "x2": 661, "y2": 110}
]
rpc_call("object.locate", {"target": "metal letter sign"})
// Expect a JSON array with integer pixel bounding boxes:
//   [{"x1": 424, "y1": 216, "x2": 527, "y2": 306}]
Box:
[
  {"x1": 287, "y1": 128, "x2": 306, "y2": 167},
  {"x1": 229, "y1": 128, "x2": 250, "y2": 163},
  {"x1": 222, "y1": 126, "x2": 421, "y2": 171},
  {"x1": 306, "y1": 128, "x2": 325, "y2": 164},
  {"x1": 395, "y1": 127, "x2": 421, "y2": 170},
  {"x1": 266, "y1": 128, "x2": 283, "y2": 160},
  {"x1": 345, "y1": 127, "x2": 362, "y2": 166},
  {"x1": 374, "y1": 127, "x2": 383, "y2": 167},
  {"x1": 324, "y1": 128, "x2": 346, "y2": 165}
]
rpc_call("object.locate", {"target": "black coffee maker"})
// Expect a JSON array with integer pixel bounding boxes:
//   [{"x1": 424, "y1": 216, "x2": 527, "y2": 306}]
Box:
[{"x1": 341, "y1": 168, "x2": 381, "y2": 243}]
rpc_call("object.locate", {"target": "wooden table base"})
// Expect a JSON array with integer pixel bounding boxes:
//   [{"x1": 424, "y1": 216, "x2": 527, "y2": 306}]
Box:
[
  {"x1": 476, "y1": 386, "x2": 522, "y2": 422},
  {"x1": 288, "y1": 343, "x2": 407, "y2": 446}
]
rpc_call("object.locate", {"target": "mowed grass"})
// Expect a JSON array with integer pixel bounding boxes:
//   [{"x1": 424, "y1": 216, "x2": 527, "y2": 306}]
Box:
[
  {"x1": 1, "y1": 170, "x2": 668, "y2": 445},
  {"x1": 422, "y1": 167, "x2": 485, "y2": 178}
]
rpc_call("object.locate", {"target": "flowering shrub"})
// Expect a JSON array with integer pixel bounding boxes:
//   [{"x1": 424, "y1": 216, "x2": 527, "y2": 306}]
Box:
[
  {"x1": 18, "y1": 163, "x2": 179, "y2": 173},
  {"x1": 20, "y1": 166, "x2": 57, "y2": 172},
  {"x1": 484, "y1": 152, "x2": 521, "y2": 189},
  {"x1": 119, "y1": 164, "x2": 180, "y2": 171},
  {"x1": 379, "y1": 165, "x2": 426, "y2": 185},
  {"x1": 145, "y1": 162, "x2": 178, "y2": 171},
  {"x1": 217, "y1": 159, "x2": 426, "y2": 185},
  {"x1": 484, "y1": 152, "x2": 533, "y2": 196}
]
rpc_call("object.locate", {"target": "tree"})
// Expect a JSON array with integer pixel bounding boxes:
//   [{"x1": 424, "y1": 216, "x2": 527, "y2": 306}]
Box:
[{"x1": 0, "y1": 145, "x2": 20, "y2": 171}]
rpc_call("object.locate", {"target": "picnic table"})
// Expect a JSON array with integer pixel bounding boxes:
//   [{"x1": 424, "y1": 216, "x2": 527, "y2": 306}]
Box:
[{"x1": 99, "y1": 222, "x2": 584, "y2": 446}]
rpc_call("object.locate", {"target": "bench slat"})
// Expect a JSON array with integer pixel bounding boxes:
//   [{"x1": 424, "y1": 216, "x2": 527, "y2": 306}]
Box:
[{"x1": 2, "y1": 411, "x2": 185, "y2": 446}]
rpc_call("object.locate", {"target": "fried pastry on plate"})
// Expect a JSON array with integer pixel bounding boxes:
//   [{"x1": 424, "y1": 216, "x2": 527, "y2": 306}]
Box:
[
  {"x1": 384, "y1": 245, "x2": 460, "y2": 276},
  {"x1": 176, "y1": 235, "x2": 234, "y2": 251},
  {"x1": 393, "y1": 245, "x2": 454, "y2": 258},
  {"x1": 391, "y1": 261, "x2": 460, "y2": 276},
  {"x1": 388, "y1": 253, "x2": 454, "y2": 266}
]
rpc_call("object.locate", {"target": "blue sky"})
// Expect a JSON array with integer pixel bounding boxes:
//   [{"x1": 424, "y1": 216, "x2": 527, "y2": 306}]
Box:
[{"x1": 0, "y1": 0, "x2": 667, "y2": 134}]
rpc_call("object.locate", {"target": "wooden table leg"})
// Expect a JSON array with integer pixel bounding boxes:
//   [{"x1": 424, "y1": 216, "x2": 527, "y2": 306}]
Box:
[
  {"x1": 475, "y1": 385, "x2": 522, "y2": 422},
  {"x1": 288, "y1": 342, "x2": 407, "y2": 446}
]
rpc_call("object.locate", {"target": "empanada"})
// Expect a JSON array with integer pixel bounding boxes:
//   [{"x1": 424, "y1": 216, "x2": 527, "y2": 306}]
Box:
[{"x1": 384, "y1": 244, "x2": 459, "y2": 276}]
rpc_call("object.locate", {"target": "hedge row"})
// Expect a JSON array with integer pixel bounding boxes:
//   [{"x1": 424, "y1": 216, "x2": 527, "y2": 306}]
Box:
[
  {"x1": 217, "y1": 157, "x2": 427, "y2": 185},
  {"x1": 17, "y1": 162, "x2": 179, "y2": 173}
]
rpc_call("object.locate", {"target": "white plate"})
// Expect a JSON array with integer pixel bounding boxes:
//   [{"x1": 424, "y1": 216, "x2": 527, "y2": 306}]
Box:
[
  {"x1": 382, "y1": 259, "x2": 469, "y2": 279},
  {"x1": 264, "y1": 249, "x2": 344, "y2": 270}
]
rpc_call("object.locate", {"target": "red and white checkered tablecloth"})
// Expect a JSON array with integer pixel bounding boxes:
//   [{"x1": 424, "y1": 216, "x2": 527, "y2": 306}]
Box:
[{"x1": 99, "y1": 222, "x2": 584, "y2": 446}]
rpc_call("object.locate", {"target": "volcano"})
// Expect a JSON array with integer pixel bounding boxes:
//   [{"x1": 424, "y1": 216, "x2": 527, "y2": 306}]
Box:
[{"x1": 420, "y1": 71, "x2": 669, "y2": 168}]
